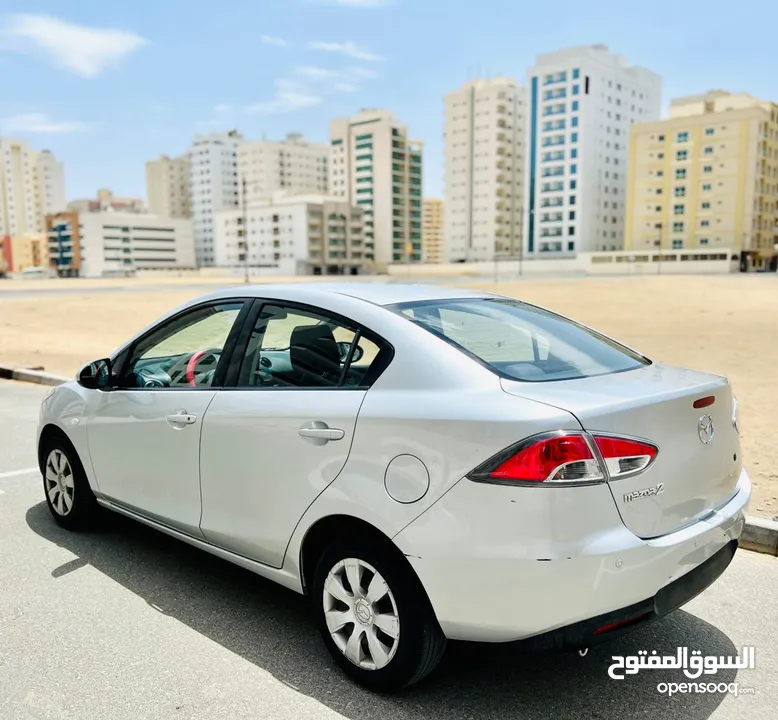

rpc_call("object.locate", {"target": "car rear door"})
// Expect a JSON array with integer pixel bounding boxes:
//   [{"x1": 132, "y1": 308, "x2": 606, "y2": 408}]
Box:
[{"x1": 198, "y1": 300, "x2": 389, "y2": 568}]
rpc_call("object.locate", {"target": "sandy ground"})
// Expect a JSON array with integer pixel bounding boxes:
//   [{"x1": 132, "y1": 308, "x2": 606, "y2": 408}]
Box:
[{"x1": 0, "y1": 273, "x2": 775, "y2": 517}]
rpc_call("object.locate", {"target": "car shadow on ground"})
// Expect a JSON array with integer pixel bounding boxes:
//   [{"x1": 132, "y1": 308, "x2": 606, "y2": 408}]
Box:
[{"x1": 26, "y1": 502, "x2": 739, "y2": 720}]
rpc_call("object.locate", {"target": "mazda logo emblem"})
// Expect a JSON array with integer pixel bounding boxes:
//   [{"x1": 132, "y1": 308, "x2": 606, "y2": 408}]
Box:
[{"x1": 698, "y1": 414, "x2": 715, "y2": 444}]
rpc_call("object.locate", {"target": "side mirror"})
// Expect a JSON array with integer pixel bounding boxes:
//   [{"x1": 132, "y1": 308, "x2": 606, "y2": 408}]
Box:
[
  {"x1": 78, "y1": 358, "x2": 112, "y2": 390},
  {"x1": 337, "y1": 342, "x2": 364, "y2": 364}
]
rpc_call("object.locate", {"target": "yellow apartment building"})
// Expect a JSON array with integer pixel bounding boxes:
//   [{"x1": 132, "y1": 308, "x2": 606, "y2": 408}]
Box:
[
  {"x1": 422, "y1": 198, "x2": 444, "y2": 263},
  {"x1": 0, "y1": 233, "x2": 48, "y2": 274},
  {"x1": 625, "y1": 90, "x2": 778, "y2": 270}
]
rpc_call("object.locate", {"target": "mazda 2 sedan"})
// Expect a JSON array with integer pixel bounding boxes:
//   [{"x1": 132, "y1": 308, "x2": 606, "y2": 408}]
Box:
[{"x1": 38, "y1": 282, "x2": 750, "y2": 691}]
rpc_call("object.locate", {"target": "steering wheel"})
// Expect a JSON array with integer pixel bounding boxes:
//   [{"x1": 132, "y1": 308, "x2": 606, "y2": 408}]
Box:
[{"x1": 186, "y1": 348, "x2": 222, "y2": 387}]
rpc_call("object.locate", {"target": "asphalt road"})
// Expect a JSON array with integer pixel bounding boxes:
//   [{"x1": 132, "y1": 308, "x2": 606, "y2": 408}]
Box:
[{"x1": 1, "y1": 379, "x2": 776, "y2": 720}]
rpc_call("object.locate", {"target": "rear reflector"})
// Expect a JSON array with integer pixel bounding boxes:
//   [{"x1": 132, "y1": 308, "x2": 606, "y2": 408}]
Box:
[
  {"x1": 693, "y1": 396, "x2": 715, "y2": 409},
  {"x1": 594, "y1": 613, "x2": 651, "y2": 635}
]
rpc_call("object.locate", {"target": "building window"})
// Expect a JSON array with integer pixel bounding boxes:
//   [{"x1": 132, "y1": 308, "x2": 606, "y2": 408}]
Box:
[
  {"x1": 572, "y1": 117, "x2": 579, "y2": 127},
  {"x1": 704, "y1": 146, "x2": 713, "y2": 154},
  {"x1": 701, "y1": 220, "x2": 710, "y2": 227},
  {"x1": 702, "y1": 202, "x2": 711, "y2": 209},
  {"x1": 568, "y1": 226, "x2": 575, "y2": 236},
  {"x1": 703, "y1": 165, "x2": 712, "y2": 173},
  {"x1": 705, "y1": 128, "x2": 714, "y2": 136},
  {"x1": 572, "y1": 68, "x2": 580, "y2": 79},
  {"x1": 676, "y1": 150, "x2": 688, "y2": 160},
  {"x1": 569, "y1": 195, "x2": 576, "y2": 205},
  {"x1": 702, "y1": 183, "x2": 712, "y2": 191},
  {"x1": 658, "y1": 134, "x2": 665, "y2": 141},
  {"x1": 673, "y1": 222, "x2": 684, "y2": 232},
  {"x1": 676, "y1": 168, "x2": 687, "y2": 179},
  {"x1": 674, "y1": 187, "x2": 686, "y2": 197},
  {"x1": 657, "y1": 152, "x2": 664, "y2": 159},
  {"x1": 571, "y1": 148, "x2": 578, "y2": 159},
  {"x1": 677, "y1": 131, "x2": 689, "y2": 142},
  {"x1": 572, "y1": 101, "x2": 579, "y2": 111},
  {"x1": 570, "y1": 179, "x2": 576, "y2": 190},
  {"x1": 570, "y1": 164, "x2": 577, "y2": 175},
  {"x1": 571, "y1": 132, "x2": 578, "y2": 143},
  {"x1": 569, "y1": 210, "x2": 576, "y2": 220},
  {"x1": 674, "y1": 204, "x2": 685, "y2": 215},
  {"x1": 700, "y1": 238, "x2": 709, "y2": 244},
  {"x1": 572, "y1": 85, "x2": 579, "y2": 95},
  {"x1": 672, "y1": 239, "x2": 683, "y2": 249},
  {"x1": 657, "y1": 171, "x2": 664, "y2": 177}
]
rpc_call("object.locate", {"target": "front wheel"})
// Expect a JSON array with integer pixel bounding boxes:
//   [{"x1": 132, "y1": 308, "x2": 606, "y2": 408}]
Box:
[
  {"x1": 41, "y1": 434, "x2": 100, "y2": 530},
  {"x1": 312, "y1": 539, "x2": 446, "y2": 692}
]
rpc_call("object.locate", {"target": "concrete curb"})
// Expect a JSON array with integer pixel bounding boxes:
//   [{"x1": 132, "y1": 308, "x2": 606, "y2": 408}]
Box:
[
  {"x1": 1, "y1": 364, "x2": 777, "y2": 555},
  {"x1": 740, "y1": 516, "x2": 778, "y2": 556},
  {"x1": 0, "y1": 366, "x2": 70, "y2": 386}
]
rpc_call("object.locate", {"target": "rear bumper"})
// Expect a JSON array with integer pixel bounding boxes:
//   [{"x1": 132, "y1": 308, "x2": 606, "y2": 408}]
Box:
[{"x1": 393, "y1": 469, "x2": 750, "y2": 643}]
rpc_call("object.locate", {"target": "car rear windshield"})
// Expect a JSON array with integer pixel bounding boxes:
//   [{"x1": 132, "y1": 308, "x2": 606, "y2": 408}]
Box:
[{"x1": 391, "y1": 298, "x2": 650, "y2": 382}]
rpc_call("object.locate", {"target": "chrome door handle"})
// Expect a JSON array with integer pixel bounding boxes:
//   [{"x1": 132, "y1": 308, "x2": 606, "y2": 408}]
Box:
[
  {"x1": 298, "y1": 422, "x2": 345, "y2": 442},
  {"x1": 166, "y1": 413, "x2": 197, "y2": 426}
]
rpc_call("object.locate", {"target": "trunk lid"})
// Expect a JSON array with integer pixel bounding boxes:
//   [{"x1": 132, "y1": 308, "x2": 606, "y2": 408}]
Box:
[{"x1": 501, "y1": 363, "x2": 742, "y2": 538}]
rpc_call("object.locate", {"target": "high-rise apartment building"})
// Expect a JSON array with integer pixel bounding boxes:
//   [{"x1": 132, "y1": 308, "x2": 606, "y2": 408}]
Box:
[
  {"x1": 239, "y1": 133, "x2": 328, "y2": 204},
  {"x1": 188, "y1": 130, "x2": 243, "y2": 266},
  {"x1": 444, "y1": 78, "x2": 526, "y2": 261},
  {"x1": 524, "y1": 45, "x2": 661, "y2": 255},
  {"x1": 422, "y1": 198, "x2": 444, "y2": 262},
  {"x1": 32, "y1": 150, "x2": 66, "y2": 226},
  {"x1": 330, "y1": 110, "x2": 423, "y2": 268},
  {"x1": 626, "y1": 90, "x2": 778, "y2": 271},
  {"x1": 146, "y1": 154, "x2": 191, "y2": 218}
]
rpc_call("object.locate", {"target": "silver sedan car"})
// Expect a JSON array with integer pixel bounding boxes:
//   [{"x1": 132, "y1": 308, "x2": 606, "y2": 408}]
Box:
[{"x1": 37, "y1": 282, "x2": 750, "y2": 691}]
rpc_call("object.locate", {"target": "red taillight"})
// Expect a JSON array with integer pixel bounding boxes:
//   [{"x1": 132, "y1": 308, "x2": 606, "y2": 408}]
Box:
[
  {"x1": 472, "y1": 432, "x2": 604, "y2": 484},
  {"x1": 468, "y1": 432, "x2": 658, "y2": 485},
  {"x1": 593, "y1": 435, "x2": 658, "y2": 478},
  {"x1": 693, "y1": 395, "x2": 715, "y2": 409}
]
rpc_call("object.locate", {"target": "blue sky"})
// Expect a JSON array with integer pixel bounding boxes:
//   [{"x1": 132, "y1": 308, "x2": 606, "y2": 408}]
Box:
[{"x1": 0, "y1": 0, "x2": 776, "y2": 202}]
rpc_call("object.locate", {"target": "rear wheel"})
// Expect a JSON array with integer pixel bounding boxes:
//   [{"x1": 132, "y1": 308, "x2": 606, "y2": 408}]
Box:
[
  {"x1": 41, "y1": 434, "x2": 99, "y2": 530},
  {"x1": 312, "y1": 538, "x2": 446, "y2": 692}
]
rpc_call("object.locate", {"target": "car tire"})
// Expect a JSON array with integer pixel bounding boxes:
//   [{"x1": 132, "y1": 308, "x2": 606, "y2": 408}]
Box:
[
  {"x1": 312, "y1": 536, "x2": 446, "y2": 692},
  {"x1": 41, "y1": 433, "x2": 100, "y2": 531}
]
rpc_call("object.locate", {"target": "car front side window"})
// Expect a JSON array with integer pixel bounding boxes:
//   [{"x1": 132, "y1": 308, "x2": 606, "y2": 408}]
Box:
[{"x1": 120, "y1": 302, "x2": 244, "y2": 389}]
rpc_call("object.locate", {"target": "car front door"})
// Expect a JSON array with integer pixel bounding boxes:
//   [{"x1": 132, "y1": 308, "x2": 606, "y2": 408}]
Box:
[
  {"x1": 199, "y1": 301, "x2": 388, "y2": 568},
  {"x1": 86, "y1": 300, "x2": 248, "y2": 536}
]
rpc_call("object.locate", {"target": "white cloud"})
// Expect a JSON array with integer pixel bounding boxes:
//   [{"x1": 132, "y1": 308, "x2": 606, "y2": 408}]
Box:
[
  {"x1": 260, "y1": 35, "x2": 287, "y2": 47},
  {"x1": 3, "y1": 13, "x2": 146, "y2": 78},
  {"x1": 348, "y1": 66, "x2": 377, "y2": 79},
  {"x1": 332, "y1": 82, "x2": 359, "y2": 93},
  {"x1": 295, "y1": 65, "x2": 340, "y2": 80},
  {"x1": 0, "y1": 112, "x2": 94, "y2": 134},
  {"x1": 308, "y1": 41, "x2": 382, "y2": 62},
  {"x1": 245, "y1": 79, "x2": 322, "y2": 116}
]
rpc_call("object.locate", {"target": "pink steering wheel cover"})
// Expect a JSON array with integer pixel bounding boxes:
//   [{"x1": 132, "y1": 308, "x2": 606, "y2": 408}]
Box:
[{"x1": 186, "y1": 350, "x2": 208, "y2": 387}]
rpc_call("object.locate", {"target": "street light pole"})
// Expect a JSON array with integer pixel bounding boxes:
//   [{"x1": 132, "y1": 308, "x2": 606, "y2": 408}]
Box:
[{"x1": 242, "y1": 177, "x2": 249, "y2": 284}]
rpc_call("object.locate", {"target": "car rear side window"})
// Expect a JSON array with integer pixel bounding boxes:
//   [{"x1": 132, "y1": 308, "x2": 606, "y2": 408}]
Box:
[{"x1": 392, "y1": 298, "x2": 649, "y2": 382}]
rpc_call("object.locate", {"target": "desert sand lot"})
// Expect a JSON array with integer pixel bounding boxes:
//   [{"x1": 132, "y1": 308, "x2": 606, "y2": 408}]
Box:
[{"x1": 0, "y1": 273, "x2": 775, "y2": 517}]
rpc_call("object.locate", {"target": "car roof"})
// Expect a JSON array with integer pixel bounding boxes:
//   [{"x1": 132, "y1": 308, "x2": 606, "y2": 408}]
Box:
[{"x1": 202, "y1": 281, "x2": 502, "y2": 307}]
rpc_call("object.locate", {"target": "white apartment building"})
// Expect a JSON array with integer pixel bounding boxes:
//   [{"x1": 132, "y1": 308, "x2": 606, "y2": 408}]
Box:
[
  {"x1": 146, "y1": 154, "x2": 191, "y2": 218},
  {"x1": 46, "y1": 210, "x2": 195, "y2": 277},
  {"x1": 330, "y1": 109, "x2": 423, "y2": 269},
  {"x1": 0, "y1": 138, "x2": 65, "y2": 236},
  {"x1": 189, "y1": 130, "x2": 243, "y2": 266},
  {"x1": 213, "y1": 192, "x2": 365, "y2": 275},
  {"x1": 239, "y1": 132, "x2": 328, "y2": 205},
  {"x1": 33, "y1": 150, "x2": 66, "y2": 226},
  {"x1": 444, "y1": 78, "x2": 526, "y2": 261},
  {"x1": 524, "y1": 45, "x2": 661, "y2": 255}
]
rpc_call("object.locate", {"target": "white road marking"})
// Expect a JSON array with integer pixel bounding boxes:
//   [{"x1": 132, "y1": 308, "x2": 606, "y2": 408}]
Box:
[{"x1": 0, "y1": 467, "x2": 39, "y2": 480}]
